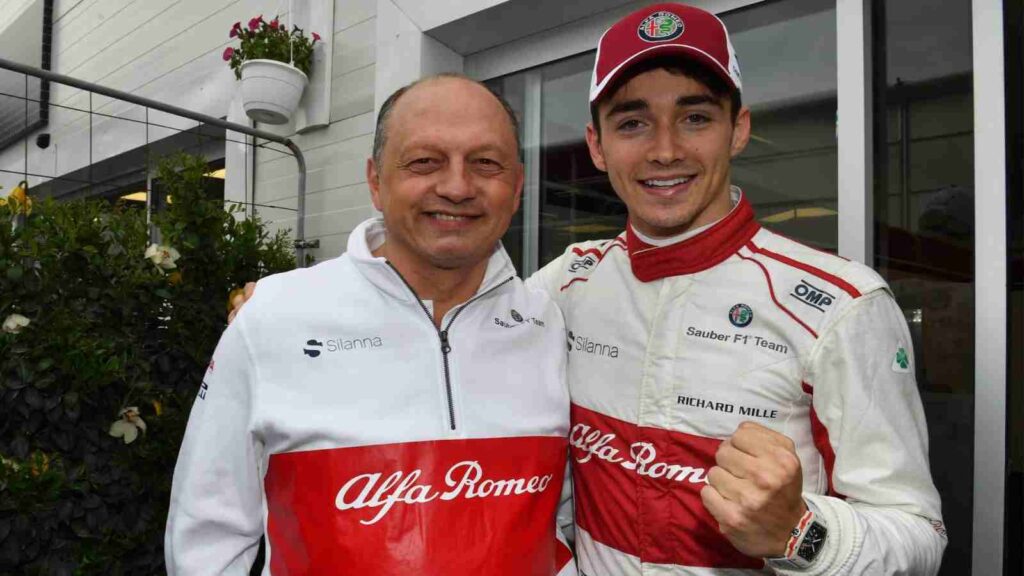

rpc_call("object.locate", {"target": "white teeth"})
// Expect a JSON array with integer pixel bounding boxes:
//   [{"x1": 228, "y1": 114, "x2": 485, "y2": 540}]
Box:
[
  {"x1": 644, "y1": 177, "x2": 691, "y2": 187},
  {"x1": 432, "y1": 213, "x2": 468, "y2": 221}
]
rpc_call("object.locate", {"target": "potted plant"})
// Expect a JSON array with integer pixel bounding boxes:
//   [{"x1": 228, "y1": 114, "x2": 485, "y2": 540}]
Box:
[{"x1": 224, "y1": 15, "x2": 321, "y2": 124}]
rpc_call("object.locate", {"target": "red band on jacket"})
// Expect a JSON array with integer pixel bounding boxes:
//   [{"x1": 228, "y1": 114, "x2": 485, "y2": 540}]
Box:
[
  {"x1": 264, "y1": 436, "x2": 570, "y2": 575},
  {"x1": 625, "y1": 195, "x2": 761, "y2": 282},
  {"x1": 801, "y1": 382, "x2": 845, "y2": 499},
  {"x1": 570, "y1": 404, "x2": 763, "y2": 569},
  {"x1": 747, "y1": 242, "x2": 861, "y2": 298},
  {"x1": 737, "y1": 251, "x2": 819, "y2": 338}
]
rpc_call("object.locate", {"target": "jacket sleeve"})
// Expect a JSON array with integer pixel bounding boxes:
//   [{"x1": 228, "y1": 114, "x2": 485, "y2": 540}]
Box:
[
  {"x1": 774, "y1": 290, "x2": 947, "y2": 575},
  {"x1": 165, "y1": 315, "x2": 265, "y2": 575}
]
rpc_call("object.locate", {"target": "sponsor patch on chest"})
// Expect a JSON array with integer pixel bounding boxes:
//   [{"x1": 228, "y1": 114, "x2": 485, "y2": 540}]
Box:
[
  {"x1": 686, "y1": 325, "x2": 790, "y2": 355},
  {"x1": 790, "y1": 279, "x2": 836, "y2": 312}
]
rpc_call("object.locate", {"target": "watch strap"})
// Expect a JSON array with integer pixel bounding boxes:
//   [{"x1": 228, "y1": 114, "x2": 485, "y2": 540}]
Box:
[{"x1": 766, "y1": 505, "x2": 828, "y2": 570}]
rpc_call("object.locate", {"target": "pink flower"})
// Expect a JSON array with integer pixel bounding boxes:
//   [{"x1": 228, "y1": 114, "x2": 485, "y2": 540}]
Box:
[
  {"x1": 248, "y1": 16, "x2": 260, "y2": 31},
  {"x1": 229, "y1": 21, "x2": 241, "y2": 37},
  {"x1": 222, "y1": 47, "x2": 234, "y2": 61},
  {"x1": 312, "y1": 32, "x2": 321, "y2": 42},
  {"x1": 270, "y1": 18, "x2": 279, "y2": 29}
]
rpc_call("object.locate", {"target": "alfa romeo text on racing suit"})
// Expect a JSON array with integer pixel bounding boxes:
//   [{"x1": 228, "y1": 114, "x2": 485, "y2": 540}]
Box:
[
  {"x1": 166, "y1": 218, "x2": 576, "y2": 576},
  {"x1": 529, "y1": 190, "x2": 946, "y2": 575}
]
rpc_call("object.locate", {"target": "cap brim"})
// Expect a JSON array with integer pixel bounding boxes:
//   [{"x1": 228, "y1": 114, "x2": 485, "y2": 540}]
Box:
[{"x1": 589, "y1": 44, "x2": 737, "y2": 103}]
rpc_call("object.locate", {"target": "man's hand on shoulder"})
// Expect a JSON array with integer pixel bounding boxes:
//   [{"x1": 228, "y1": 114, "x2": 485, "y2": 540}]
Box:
[
  {"x1": 227, "y1": 282, "x2": 256, "y2": 324},
  {"x1": 700, "y1": 421, "x2": 806, "y2": 559}
]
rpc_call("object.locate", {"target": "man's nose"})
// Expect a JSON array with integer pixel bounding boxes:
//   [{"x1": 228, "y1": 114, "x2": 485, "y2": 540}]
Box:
[
  {"x1": 435, "y1": 160, "x2": 476, "y2": 202},
  {"x1": 647, "y1": 124, "x2": 683, "y2": 166}
]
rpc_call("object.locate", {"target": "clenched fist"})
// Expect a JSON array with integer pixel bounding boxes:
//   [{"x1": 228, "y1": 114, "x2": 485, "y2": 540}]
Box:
[{"x1": 700, "y1": 421, "x2": 806, "y2": 558}]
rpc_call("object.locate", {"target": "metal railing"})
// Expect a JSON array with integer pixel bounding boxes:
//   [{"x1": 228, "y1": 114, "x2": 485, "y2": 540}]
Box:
[{"x1": 0, "y1": 56, "x2": 315, "y2": 267}]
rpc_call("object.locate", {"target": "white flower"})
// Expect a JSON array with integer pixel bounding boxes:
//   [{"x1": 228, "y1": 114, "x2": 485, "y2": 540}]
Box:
[
  {"x1": 2, "y1": 313, "x2": 29, "y2": 334},
  {"x1": 144, "y1": 243, "x2": 180, "y2": 271},
  {"x1": 108, "y1": 406, "x2": 147, "y2": 444}
]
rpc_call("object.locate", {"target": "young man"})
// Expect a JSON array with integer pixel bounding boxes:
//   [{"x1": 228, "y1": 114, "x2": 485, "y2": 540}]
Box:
[
  {"x1": 166, "y1": 76, "x2": 576, "y2": 575},
  {"x1": 227, "y1": 4, "x2": 947, "y2": 574},
  {"x1": 528, "y1": 3, "x2": 946, "y2": 574}
]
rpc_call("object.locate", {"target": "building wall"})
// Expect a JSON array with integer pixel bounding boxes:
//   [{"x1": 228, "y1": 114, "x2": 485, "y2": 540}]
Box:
[
  {"x1": 0, "y1": 0, "x2": 288, "y2": 191},
  {"x1": 253, "y1": 0, "x2": 377, "y2": 260}
]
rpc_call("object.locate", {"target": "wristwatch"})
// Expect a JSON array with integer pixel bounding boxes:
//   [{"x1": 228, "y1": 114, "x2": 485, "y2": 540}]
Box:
[{"x1": 766, "y1": 504, "x2": 828, "y2": 570}]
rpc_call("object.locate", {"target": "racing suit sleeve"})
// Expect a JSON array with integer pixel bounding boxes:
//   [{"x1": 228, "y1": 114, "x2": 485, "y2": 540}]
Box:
[
  {"x1": 773, "y1": 290, "x2": 946, "y2": 575},
  {"x1": 165, "y1": 315, "x2": 264, "y2": 575},
  {"x1": 525, "y1": 255, "x2": 567, "y2": 302}
]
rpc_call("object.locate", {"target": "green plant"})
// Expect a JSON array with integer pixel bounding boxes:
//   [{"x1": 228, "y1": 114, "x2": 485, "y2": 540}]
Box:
[
  {"x1": 223, "y1": 15, "x2": 320, "y2": 80},
  {"x1": 0, "y1": 153, "x2": 295, "y2": 574}
]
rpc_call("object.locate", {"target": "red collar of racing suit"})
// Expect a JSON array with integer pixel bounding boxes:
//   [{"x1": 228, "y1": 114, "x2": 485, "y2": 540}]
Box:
[{"x1": 625, "y1": 193, "x2": 761, "y2": 282}]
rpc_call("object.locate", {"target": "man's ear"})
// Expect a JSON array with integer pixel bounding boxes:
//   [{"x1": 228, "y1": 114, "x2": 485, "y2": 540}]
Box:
[
  {"x1": 730, "y1": 106, "x2": 751, "y2": 158},
  {"x1": 367, "y1": 157, "x2": 383, "y2": 211},
  {"x1": 585, "y1": 122, "x2": 608, "y2": 173}
]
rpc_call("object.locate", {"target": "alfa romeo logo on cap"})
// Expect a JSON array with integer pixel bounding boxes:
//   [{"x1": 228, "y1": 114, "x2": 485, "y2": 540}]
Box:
[{"x1": 638, "y1": 11, "x2": 684, "y2": 42}]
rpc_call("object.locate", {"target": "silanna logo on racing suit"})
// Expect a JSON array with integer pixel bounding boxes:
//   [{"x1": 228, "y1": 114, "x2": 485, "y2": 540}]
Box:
[
  {"x1": 567, "y1": 331, "x2": 619, "y2": 358},
  {"x1": 336, "y1": 460, "x2": 555, "y2": 525}
]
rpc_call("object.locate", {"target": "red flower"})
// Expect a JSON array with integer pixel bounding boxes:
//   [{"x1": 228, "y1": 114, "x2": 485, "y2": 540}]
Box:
[
  {"x1": 270, "y1": 18, "x2": 279, "y2": 29},
  {"x1": 229, "y1": 23, "x2": 239, "y2": 38},
  {"x1": 248, "y1": 16, "x2": 260, "y2": 31},
  {"x1": 222, "y1": 47, "x2": 235, "y2": 61},
  {"x1": 312, "y1": 32, "x2": 321, "y2": 42}
]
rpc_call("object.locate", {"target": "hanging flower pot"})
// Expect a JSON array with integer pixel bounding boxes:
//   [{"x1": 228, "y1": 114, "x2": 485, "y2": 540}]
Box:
[
  {"x1": 224, "y1": 15, "x2": 321, "y2": 125},
  {"x1": 239, "y1": 59, "x2": 308, "y2": 124}
]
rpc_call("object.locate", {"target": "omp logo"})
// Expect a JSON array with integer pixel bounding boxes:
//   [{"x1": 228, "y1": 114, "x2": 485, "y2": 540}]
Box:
[
  {"x1": 568, "y1": 255, "x2": 597, "y2": 273},
  {"x1": 304, "y1": 337, "x2": 383, "y2": 357},
  {"x1": 304, "y1": 339, "x2": 323, "y2": 358},
  {"x1": 790, "y1": 280, "x2": 835, "y2": 312}
]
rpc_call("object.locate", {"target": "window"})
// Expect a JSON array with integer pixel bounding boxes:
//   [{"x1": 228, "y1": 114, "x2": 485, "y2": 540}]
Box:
[{"x1": 871, "y1": 1, "x2": 975, "y2": 572}]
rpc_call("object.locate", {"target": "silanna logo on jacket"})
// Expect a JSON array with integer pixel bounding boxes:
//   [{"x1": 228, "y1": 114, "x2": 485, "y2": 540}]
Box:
[{"x1": 303, "y1": 335, "x2": 383, "y2": 357}]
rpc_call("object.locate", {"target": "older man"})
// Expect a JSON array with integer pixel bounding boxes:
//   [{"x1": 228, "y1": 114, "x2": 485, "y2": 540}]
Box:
[{"x1": 166, "y1": 75, "x2": 576, "y2": 575}]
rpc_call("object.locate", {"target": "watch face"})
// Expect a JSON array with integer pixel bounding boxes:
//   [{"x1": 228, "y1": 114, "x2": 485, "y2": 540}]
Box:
[{"x1": 797, "y1": 522, "x2": 828, "y2": 563}]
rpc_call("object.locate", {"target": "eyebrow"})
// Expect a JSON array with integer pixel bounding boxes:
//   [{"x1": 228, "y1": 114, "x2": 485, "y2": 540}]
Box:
[{"x1": 604, "y1": 94, "x2": 722, "y2": 118}]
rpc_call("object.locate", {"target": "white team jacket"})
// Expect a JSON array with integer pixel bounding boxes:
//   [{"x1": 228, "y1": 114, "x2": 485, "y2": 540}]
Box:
[
  {"x1": 529, "y1": 192, "x2": 947, "y2": 575},
  {"x1": 166, "y1": 218, "x2": 576, "y2": 576}
]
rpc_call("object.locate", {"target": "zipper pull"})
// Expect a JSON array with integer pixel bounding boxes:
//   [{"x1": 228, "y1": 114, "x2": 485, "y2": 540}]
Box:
[{"x1": 440, "y1": 330, "x2": 451, "y2": 354}]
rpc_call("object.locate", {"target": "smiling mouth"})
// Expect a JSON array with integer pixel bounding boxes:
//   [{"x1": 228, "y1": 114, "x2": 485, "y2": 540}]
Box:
[
  {"x1": 641, "y1": 176, "x2": 694, "y2": 188},
  {"x1": 426, "y1": 212, "x2": 479, "y2": 222}
]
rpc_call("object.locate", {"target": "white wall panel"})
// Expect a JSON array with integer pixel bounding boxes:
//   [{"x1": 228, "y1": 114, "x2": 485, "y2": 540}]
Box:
[
  {"x1": 330, "y1": 63, "x2": 374, "y2": 120},
  {"x1": 333, "y1": 17, "x2": 375, "y2": 76}
]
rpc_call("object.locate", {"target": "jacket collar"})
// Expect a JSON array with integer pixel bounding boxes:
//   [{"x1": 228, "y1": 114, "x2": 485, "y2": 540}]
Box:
[
  {"x1": 346, "y1": 218, "x2": 517, "y2": 302},
  {"x1": 625, "y1": 190, "x2": 761, "y2": 282}
]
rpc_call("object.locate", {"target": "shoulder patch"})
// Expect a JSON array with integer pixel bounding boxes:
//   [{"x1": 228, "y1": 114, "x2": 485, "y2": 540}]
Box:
[{"x1": 560, "y1": 237, "x2": 626, "y2": 292}]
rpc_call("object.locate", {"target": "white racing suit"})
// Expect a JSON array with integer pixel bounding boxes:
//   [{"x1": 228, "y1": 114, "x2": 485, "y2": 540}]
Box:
[
  {"x1": 166, "y1": 218, "x2": 576, "y2": 576},
  {"x1": 529, "y1": 191, "x2": 947, "y2": 575}
]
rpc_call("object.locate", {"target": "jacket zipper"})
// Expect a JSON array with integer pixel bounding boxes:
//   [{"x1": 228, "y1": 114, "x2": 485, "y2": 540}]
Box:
[{"x1": 386, "y1": 262, "x2": 514, "y2": 431}]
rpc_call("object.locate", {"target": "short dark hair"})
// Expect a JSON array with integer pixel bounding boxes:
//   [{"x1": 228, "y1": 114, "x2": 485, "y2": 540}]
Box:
[
  {"x1": 372, "y1": 73, "x2": 521, "y2": 166},
  {"x1": 589, "y1": 57, "x2": 742, "y2": 137}
]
